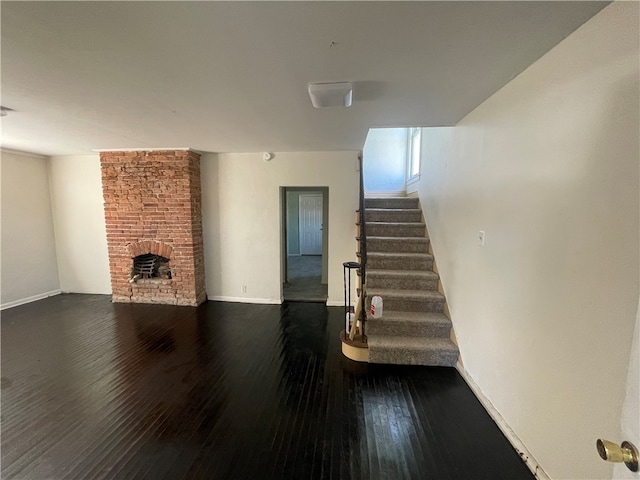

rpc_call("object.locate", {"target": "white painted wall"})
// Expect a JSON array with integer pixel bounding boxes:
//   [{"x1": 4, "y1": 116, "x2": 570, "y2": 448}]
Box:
[
  {"x1": 201, "y1": 152, "x2": 358, "y2": 305},
  {"x1": 1, "y1": 150, "x2": 61, "y2": 308},
  {"x1": 407, "y1": 3, "x2": 639, "y2": 479},
  {"x1": 613, "y1": 299, "x2": 639, "y2": 480},
  {"x1": 363, "y1": 128, "x2": 407, "y2": 195},
  {"x1": 48, "y1": 155, "x2": 111, "y2": 294}
]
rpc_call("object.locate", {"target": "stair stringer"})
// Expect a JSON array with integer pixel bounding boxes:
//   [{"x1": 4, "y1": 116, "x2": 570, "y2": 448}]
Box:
[{"x1": 419, "y1": 204, "x2": 462, "y2": 367}]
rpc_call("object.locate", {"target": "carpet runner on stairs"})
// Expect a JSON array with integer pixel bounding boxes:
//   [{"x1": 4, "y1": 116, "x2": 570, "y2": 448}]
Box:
[{"x1": 363, "y1": 196, "x2": 459, "y2": 366}]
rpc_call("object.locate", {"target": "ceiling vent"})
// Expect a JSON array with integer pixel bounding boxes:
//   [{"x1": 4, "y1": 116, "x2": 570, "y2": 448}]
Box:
[{"x1": 308, "y1": 82, "x2": 353, "y2": 108}]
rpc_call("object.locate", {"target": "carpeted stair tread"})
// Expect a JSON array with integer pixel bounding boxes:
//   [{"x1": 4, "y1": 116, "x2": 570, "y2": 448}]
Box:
[
  {"x1": 369, "y1": 335, "x2": 455, "y2": 350},
  {"x1": 367, "y1": 236, "x2": 430, "y2": 243},
  {"x1": 367, "y1": 252, "x2": 433, "y2": 260},
  {"x1": 367, "y1": 269, "x2": 439, "y2": 280},
  {"x1": 372, "y1": 310, "x2": 451, "y2": 325},
  {"x1": 365, "y1": 197, "x2": 420, "y2": 209},
  {"x1": 366, "y1": 236, "x2": 430, "y2": 253},
  {"x1": 369, "y1": 288, "x2": 444, "y2": 300},
  {"x1": 366, "y1": 252, "x2": 434, "y2": 271},
  {"x1": 366, "y1": 288, "x2": 445, "y2": 313},
  {"x1": 366, "y1": 269, "x2": 439, "y2": 291},
  {"x1": 365, "y1": 208, "x2": 423, "y2": 223},
  {"x1": 365, "y1": 208, "x2": 422, "y2": 214},
  {"x1": 366, "y1": 221, "x2": 426, "y2": 228},
  {"x1": 367, "y1": 311, "x2": 452, "y2": 338},
  {"x1": 368, "y1": 336, "x2": 459, "y2": 366},
  {"x1": 365, "y1": 222, "x2": 426, "y2": 238}
]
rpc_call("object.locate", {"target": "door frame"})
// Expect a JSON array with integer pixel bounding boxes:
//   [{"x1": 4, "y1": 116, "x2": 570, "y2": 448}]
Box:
[{"x1": 280, "y1": 187, "x2": 329, "y2": 294}]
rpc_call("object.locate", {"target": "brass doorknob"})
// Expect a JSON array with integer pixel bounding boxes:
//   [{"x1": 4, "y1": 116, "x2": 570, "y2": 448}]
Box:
[{"x1": 596, "y1": 439, "x2": 638, "y2": 472}]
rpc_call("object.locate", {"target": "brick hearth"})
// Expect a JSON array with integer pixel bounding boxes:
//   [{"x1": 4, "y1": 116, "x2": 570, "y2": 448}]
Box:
[{"x1": 100, "y1": 150, "x2": 206, "y2": 306}]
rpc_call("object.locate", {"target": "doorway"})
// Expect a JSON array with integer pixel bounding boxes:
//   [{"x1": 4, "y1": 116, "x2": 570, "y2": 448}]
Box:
[{"x1": 282, "y1": 187, "x2": 328, "y2": 302}]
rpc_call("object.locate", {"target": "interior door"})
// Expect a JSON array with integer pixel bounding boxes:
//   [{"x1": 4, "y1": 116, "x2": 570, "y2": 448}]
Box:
[{"x1": 299, "y1": 194, "x2": 323, "y2": 255}]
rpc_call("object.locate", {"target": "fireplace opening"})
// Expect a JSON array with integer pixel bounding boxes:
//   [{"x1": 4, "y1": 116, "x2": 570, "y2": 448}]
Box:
[{"x1": 130, "y1": 254, "x2": 171, "y2": 283}]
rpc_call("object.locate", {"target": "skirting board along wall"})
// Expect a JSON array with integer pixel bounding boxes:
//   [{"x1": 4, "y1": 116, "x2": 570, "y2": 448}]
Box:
[
  {"x1": 208, "y1": 296, "x2": 283, "y2": 305},
  {"x1": 456, "y1": 362, "x2": 550, "y2": 480},
  {"x1": 1, "y1": 290, "x2": 62, "y2": 311}
]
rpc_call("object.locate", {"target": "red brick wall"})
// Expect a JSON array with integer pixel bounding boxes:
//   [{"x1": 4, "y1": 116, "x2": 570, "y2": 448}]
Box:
[{"x1": 100, "y1": 150, "x2": 206, "y2": 306}]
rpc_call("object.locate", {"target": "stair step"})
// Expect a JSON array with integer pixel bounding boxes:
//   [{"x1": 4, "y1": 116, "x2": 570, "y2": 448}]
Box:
[
  {"x1": 365, "y1": 197, "x2": 420, "y2": 209},
  {"x1": 368, "y1": 336, "x2": 459, "y2": 366},
  {"x1": 367, "y1": 252, "x2": 433, "y2": 271},
  {"x1": 366, "y1": 236, "x2": 430, "y2": 253},
  {"x1": 366, "y1": 222, "x2": 426, "y2": 238},
  {"x1": 357, "y1": 197, "x2": 456, "y2": 367},
  {"x1": 365, "y1": 208, "x2": 422, "y2": 223},
  {"x1": 367, "y1": 311, "x2": 451, "y2": 338},
  {"x1": 366, "y1": 269, "x2": 439, "y2": 290},
  {"x1": 366, "y1": 288, "x2": 445, "y2": 313}
]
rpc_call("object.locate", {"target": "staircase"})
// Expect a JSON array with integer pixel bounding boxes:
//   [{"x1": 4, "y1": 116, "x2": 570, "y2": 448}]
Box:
[{"x1": 363, "y1": 197, "x2": 459, "y2": 366}]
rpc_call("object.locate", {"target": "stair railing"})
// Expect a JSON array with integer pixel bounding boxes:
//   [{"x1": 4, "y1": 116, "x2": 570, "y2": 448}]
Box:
[{"x1": 350, "y1": 152, "x2": 367, "y2": 341}]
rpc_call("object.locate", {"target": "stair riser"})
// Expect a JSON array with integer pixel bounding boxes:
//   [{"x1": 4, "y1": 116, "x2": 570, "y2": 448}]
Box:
[
  {"x1": 365, "y1": 210, "x2": 422, "y2": 223},
  {"x1": 368, "y1": 348, "x2": 458, "y2": 367},
  {"x1": 366, "y1": 238, "x2": 430, "y2": 253},
  {"x1": 367, "y1": 321, "x2": 451, "y2": 338},
  {"x1": 365, "y1": 198, "x2": 419, "y2": 209},
  {"x1": 367, "y1": 275, "x2": 438, "y2": 291},
  {"x1": 366, "y1": 224, "x2": 425, "y2": 237},
  {"x1": 367, "y1": 296, "x2": 445, "y2": 313},
  {"x1": 367, "y1": 256, "x2": 433, "y2": 271}
]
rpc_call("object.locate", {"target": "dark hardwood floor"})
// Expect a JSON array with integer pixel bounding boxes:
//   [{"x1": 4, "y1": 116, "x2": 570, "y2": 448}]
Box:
[{"x1": 1, "y1": 294, "x2": 533, "y2": 480}]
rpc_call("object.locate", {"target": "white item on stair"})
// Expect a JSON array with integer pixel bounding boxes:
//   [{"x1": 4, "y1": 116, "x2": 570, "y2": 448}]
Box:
[{"x1": 370, "y1": 294, "x2": 383, "y2": 319}]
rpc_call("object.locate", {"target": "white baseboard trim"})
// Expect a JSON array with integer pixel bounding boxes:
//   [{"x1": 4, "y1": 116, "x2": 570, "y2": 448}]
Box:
[
  {"x1": 208, "y1": 295, "x2": 282, "y2": 305},
  {"x1": 1, "y1": 289, "x2": 62, "y2": 310},
  {"x1": 325, "y1": 300, "x2": 344, "y2": 307},
  {"x1": 210, "y1": 296, "x2": 341, "y2": 307},
  {"x1": 455, "y1": 362, "x2": 550, "y2": 480}
]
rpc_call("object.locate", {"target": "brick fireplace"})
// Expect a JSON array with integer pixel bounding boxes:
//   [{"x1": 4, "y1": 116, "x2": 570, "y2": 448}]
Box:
[{"x1": 100, "y1": 150, "x2": 206, "y2": 306}]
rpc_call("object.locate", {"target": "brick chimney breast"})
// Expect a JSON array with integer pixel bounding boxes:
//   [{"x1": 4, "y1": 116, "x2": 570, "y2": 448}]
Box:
[{"x1": 100, "y1": 150, "x2": 206, "y2": 306}]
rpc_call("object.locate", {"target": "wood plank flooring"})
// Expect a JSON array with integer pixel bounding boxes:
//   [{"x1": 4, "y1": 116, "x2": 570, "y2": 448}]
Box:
[{"x1": 1, "y1": 294, "x2": 533, "y2": 480}]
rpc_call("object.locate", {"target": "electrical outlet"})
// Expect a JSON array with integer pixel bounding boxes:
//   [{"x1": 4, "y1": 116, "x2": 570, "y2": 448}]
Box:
[
  {"x1": 478, "y1": 231, "x2": 485, "y2": 247},
  {"x1": 242, "y1": 285, "x2": 247, "y2": 294}
]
